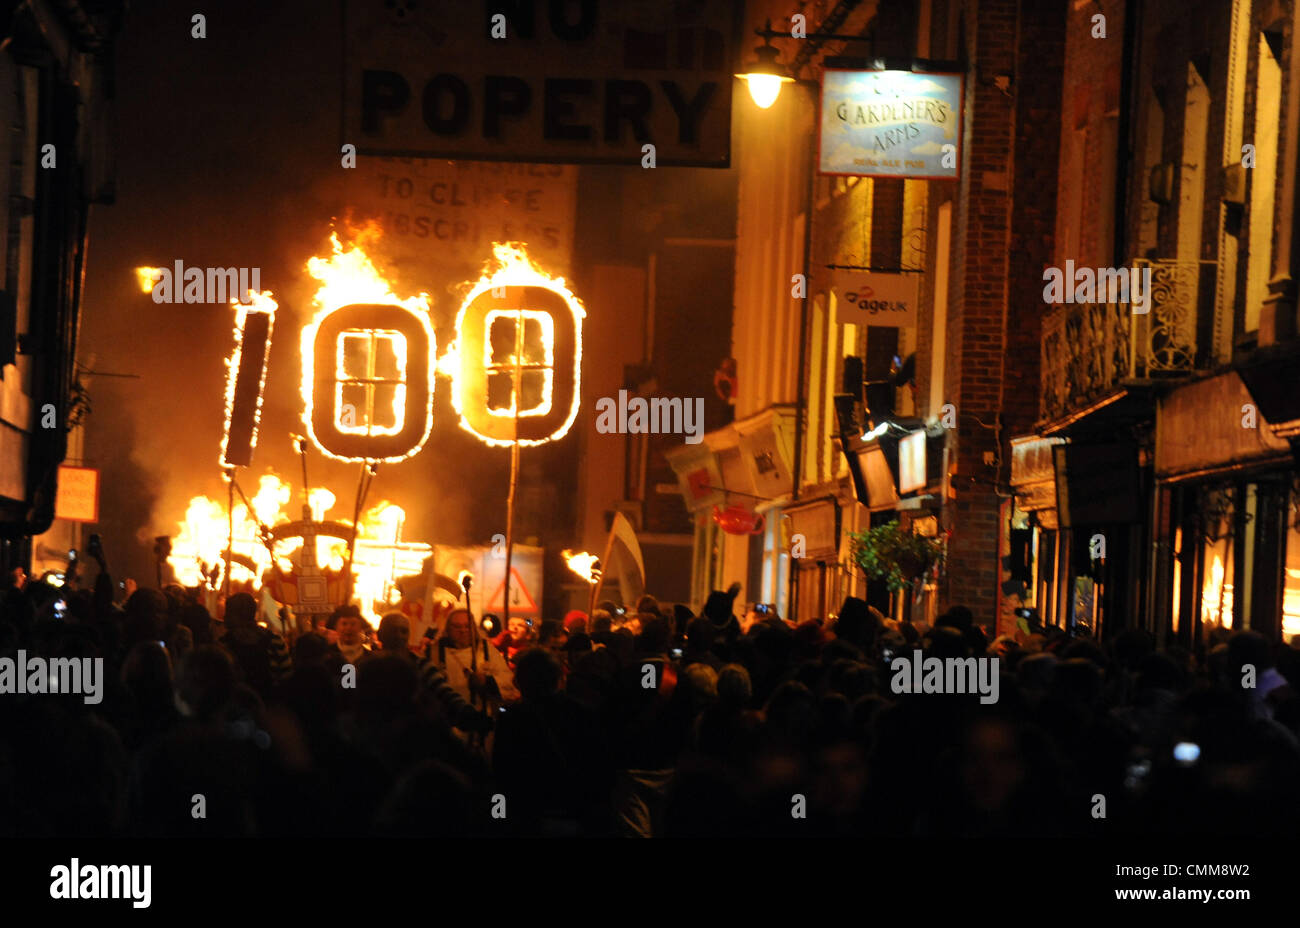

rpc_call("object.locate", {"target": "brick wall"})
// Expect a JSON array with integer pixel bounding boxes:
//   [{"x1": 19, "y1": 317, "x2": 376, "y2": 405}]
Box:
[{"x1": 941, "y1": 0, "x2": 1066, "y2": 633}]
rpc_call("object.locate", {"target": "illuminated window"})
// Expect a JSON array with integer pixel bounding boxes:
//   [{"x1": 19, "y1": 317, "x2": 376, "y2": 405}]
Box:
[
  {"x1": 334, "y1": 328, "x2": 408, "y2": 436},
  {"x1": 484, "y1": 309, "x2": 554, "y2": 417},
  {"x1": 1284, "y1": 488, "x2": 1300, "y2": 641}
]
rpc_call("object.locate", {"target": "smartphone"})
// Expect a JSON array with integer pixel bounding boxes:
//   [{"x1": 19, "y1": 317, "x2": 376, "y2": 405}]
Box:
[
  {"x1": 119, "y1": 581, "x2": 125, "y2": 589},
  {"x1": 54, "y1": 599, "x2": 67, "y2": 618},
  {"x1": 670, "y1": 648, "x2": 683, "y2": 659},
  {"x1": 755, "y1": 603, "x2": 770, "y2": 616}
]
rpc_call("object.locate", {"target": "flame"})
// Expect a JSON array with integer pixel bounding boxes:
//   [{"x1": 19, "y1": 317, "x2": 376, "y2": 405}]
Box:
[
  {"x1": 1284, "y1": 566, "x2": 1300, "y2": 640},
  {"x1": 307, "y1": 488, "x2": 336, "y2": 522},
  {"x1": 1201, "y1": 553, "x2": 1234, "y2": 628},
  {"x1": 167, "y1": 472, "x2": 430, "y2": 622},
  {"x1": 443, "y1": 242, "x2": 585, "y2": 447},
  {"x1": 135, "y1": 266, "x2": 164, "y2": 294},
  {"x1": 300, "y1": 231, "x2": 435, "y2": 463},
  {"x1": 351, "y1": 500, "x2": 431, "y2": 619},
  {"x1": 220, "y1": 290, "x2": 277, "y2": 467},
  {"x1": 562, "y1": 549, "x2": 600, "y2": 584}
]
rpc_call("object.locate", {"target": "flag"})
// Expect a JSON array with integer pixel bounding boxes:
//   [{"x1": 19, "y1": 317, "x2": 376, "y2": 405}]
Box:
[{"x1": 592, "y1": 512, "x2": 646, "y2": 611}]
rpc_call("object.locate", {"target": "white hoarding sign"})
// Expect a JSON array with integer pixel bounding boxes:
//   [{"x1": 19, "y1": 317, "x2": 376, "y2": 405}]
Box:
[{"x1": 832, "y1": 269, "x2": 921, "y2": 327}]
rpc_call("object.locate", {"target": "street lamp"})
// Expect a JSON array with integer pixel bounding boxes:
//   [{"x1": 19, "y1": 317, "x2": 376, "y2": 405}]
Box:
[{"x1": 735, "y1": 40, "x2": 793, "y2": 109}]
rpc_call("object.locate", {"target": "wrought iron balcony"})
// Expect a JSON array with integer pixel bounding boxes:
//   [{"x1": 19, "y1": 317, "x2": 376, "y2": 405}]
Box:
[{"x1": 1040, "y1": 259, "x2": 1208, "y2": 423}]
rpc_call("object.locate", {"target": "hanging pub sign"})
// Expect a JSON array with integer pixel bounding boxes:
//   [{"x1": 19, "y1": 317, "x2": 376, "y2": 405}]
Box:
[
  {"x1": 831, "y1": 268, "x2": 920, "y2": 327},
  {"x1": 819, "y1": 69, "x2": 963, "y2": 178},
  {"x1": 343, "y1": 0, "x2": 741, "y2": 167}
]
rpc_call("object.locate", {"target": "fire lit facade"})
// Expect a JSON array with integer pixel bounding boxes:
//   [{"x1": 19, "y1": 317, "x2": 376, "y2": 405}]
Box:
[
  {"x1": 673, "y1": 0, "x2": 1069, "y2": 627},
  {"x1": 0, "y1": 2, "x2": 119, "y2": 575},
  {"x1": 1011, "y1": 0, "x2": 1300, "y2": 646}
]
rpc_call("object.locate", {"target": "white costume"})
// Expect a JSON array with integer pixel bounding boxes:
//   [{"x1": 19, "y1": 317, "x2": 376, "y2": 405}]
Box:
[{"x1": 437, "y1": 638, "x2": 520, "y2": 706}]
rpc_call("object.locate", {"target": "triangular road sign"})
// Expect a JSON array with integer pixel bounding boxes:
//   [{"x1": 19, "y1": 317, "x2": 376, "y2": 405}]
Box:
[{"x1": 486, "y1": 566, "x2": 538, "y2": 615}]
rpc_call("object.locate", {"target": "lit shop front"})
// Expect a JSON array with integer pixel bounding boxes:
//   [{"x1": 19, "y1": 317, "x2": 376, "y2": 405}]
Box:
[
  {"x1": 831, "y1": 416, "x2": 949, "y2": 625},
  {"x1": 1152, "y1": 372, "x2": 1300, "y2": 645},
  {"x1": 1007, "y1": 433, "x2": 1149, "y2": 640},
  {"x1": 665, "y1": 406, "x2": 797, "y2": 619}
]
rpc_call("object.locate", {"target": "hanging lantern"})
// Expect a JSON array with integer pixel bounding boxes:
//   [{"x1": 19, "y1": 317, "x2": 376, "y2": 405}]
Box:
[{"x1": 712, "y1": 503, "x2": 765, "y2": 535}]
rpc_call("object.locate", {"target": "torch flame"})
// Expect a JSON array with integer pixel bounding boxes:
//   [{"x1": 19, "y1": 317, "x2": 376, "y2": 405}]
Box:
[{"x1": 562, "y1": 549, "x2": 600, "y2": 584}]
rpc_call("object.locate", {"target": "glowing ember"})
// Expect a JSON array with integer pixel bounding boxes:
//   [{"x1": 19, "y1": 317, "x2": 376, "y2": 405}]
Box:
[
  {"x1": 135, "y1": 266, "x2": 164, "y2": 294},
  {"x1": 562, "y1": 549, "x2": 600, "y2": 584}
]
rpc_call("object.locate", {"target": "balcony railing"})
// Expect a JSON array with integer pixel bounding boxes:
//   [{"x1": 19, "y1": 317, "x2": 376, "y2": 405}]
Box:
[{"x1": 1040, "y1": 258, "x2": 1208, "y2": 422}]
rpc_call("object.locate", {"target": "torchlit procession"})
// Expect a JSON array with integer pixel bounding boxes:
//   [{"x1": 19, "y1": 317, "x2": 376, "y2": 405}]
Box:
[{"x1": 0, "y1": 0, "x2": 1298, "y2": 907}]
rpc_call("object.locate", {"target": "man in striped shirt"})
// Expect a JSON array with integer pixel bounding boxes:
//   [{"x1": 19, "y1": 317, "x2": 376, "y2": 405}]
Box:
[
  {"x1": 219, "y1": 592, "x2": 292, "y2": 697},
  {"x1": 369, "y1": 611, "x2": 492, "y2": 735}
]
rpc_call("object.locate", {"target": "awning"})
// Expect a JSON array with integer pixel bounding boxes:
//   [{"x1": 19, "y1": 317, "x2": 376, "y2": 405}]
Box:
[
  {"x1": 1155, "y1": 371, "x2": 1291, "y2": 482},
  {"x1": 784, "y1": 497, "x2": 840, "y2": 561},
  {"x1": 664, "y1": 404, "x2": 797, "y2": 513},
  {"x1": 1010, "y1": 435, "x2": 1064, "y2": 511}
]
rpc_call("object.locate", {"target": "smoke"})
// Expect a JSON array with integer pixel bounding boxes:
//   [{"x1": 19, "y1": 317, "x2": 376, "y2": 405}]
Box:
[{"x1": 77, "y1": 0, "x2": 523, "y2": 579}]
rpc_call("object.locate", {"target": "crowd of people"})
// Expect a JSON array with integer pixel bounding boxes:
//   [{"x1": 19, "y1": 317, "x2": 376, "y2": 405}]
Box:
[{"x1": 2, "y1": 564, "x2": 1299, "y2": 838}]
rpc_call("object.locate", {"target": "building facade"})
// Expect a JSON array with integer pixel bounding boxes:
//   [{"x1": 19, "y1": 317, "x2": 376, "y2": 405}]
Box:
[
  {"x1": 1011, "y1": 0, "x2": 1300, "y2": 646},
  {"x1": 670, "y1": 0, "x2": 1070, "y2": 633},
  {"x1": 0, "y1": 1, "x2": 119, "y2": 577}
]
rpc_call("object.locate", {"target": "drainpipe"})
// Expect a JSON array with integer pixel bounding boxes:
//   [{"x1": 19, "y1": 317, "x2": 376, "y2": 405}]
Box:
[{"x1": 788, "y1": 80, "x2": 819, "y2": 623}]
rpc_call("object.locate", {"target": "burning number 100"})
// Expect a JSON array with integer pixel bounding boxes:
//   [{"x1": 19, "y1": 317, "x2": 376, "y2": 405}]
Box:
[{"x1": 299, "y1": 243, "x2": 584, "y2": 462}]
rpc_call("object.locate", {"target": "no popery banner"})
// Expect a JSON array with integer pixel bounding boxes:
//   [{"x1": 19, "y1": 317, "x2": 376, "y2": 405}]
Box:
[{"x1": 342, "y1": 0, "x2": 742, "y2": 167}]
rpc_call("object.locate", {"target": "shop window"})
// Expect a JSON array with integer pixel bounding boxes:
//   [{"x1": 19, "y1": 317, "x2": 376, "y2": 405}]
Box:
[
  {"x1": 1171, "y1": 525, "x2": 1183, "y2": 634},
  {"x1": 1201, "y1": 535, "x2": 1234, "y2": 629},
  {"x1": 1198, "y1": 486, "x2": 1237, "y2": 631},
  {"x1": 1284, "y1": 488, "x2": 1300, "y2": 640}
]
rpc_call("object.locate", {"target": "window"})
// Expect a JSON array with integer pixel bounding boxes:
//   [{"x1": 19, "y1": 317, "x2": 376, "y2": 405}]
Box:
[
  {"x1": 1284, "y1": 488, "x2": 1300, "y2": 640},
  {"x1": 484, "y1": 309, "x2": 554, "y2": 417},
  {"x1": 1246, "y1": 32, "x2": 1282, "y2": 333},
  {"x1": 334, "y1": 328, "x2": 408, "y2": 436}
]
